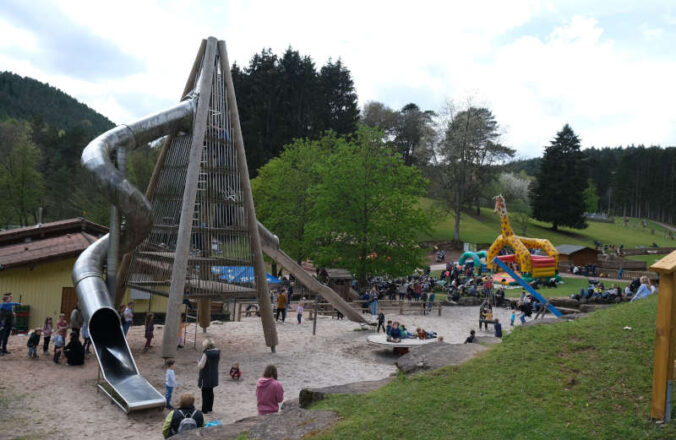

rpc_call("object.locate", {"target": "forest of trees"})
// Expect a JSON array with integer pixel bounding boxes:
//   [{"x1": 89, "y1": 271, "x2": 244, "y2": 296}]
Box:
[
  {"x1": 2, "y1": 50, "x2": 676, "y2": 233},
  {"x1": 0, "y1": 47, "x2": 361, "y2": 226},
  {"x1": 232, "y1": 48, "x2": 360, "y2": 175},
  {"x1": 503, "y1": 145, "x2": 676, "y2": 224}
]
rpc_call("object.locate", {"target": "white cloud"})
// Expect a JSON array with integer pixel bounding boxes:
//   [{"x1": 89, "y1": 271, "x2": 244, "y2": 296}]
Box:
[{"x1": 0, "y1": 0, "x2": 674, "y2": 153}]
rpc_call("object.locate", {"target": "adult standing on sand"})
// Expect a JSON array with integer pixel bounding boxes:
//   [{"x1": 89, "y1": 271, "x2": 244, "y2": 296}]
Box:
[
  {"x1": 197, "y1": 339, "x2": 220, "y2": 414},
  {"x1": 70, "y1": 305, "x2": 84, "y2": 340},
  {"x1": 276, "y1": 289, "x2": 288, "y2": 323},
  {"x1": 122, "y1": 302, "x2": 134, "y2": 335},
  {"x1": 0, "y1": 293, "x2": 20, "y2": 355},
  {"x1": 256, "y1": 365, "x2": 284, "y2": 415}
]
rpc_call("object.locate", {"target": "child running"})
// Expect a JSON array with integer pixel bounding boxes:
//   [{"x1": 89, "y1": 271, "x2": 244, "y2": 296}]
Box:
[{"x1": 377, "y1": 313, "x2": 385, "y2": 333}]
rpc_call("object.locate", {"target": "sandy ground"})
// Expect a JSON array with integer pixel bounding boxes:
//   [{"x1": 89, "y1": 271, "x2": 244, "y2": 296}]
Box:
[{"x1": 0, "y1": 305, "x2": 516, "y2": 440}]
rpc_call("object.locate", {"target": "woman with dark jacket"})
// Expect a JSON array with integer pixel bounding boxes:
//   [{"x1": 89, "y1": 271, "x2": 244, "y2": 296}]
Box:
[
  {"x1": 197, "y1": 339, "x2": 220, "y2": 414},
  {"x1": 162, "y1": 392, "x2": 204, "y2": 438},
  {"x1": 64, "y1": 331, "x2": 85, "y2": 365}
]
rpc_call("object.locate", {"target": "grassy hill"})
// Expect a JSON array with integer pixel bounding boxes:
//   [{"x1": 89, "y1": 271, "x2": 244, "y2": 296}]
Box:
[
  {"x1": 312, "y1": 295, "x2": 675, "y2": 439},
  {"x1": 0, "y1": 71, "x2": 113, "y2": 134},
  {"x1": 422, "y1": 199, "x2": 675, "y2": 249}
]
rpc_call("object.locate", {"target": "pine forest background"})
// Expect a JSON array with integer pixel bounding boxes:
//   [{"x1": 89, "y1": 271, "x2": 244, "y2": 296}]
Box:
[{"x1": 1, "y1": 47, "x2": 675, "y2": 230}]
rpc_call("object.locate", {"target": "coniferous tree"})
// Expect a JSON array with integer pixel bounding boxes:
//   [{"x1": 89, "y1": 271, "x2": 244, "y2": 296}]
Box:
[
  {"x1": 530, "y1": 124, "x2": 587, "y2": 230},
  {"x1": 316, "y1": 59, "x2": 359, "y2": 136},
  {"x1": 232, "y1": 51, "x2": 359, "y2": 176}
]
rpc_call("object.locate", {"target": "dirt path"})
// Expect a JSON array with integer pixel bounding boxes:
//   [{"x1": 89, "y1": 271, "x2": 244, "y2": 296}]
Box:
[{"x1": 0, "y1": 305, "x2": 514, "y2": 440}]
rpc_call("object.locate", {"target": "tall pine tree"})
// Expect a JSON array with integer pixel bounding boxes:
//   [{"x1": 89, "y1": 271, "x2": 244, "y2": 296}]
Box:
[{"x1": 530, "y1": 124, "x2": 587, "y2": 230}]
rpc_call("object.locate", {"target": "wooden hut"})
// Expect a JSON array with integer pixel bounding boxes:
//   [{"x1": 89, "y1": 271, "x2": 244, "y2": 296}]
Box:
[
  {"x1": 555, "y1": 244, "x2": 600, "y2": 268},
  {"x1": 319, "y1": 268, "x2": 353, "y2": 300},
  {"x1": 0, "y1": 218, "x2": 107, "y2": 329}
]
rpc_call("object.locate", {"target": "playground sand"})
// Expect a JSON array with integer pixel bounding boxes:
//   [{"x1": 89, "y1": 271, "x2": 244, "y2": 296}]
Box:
[{"x1": 0, "y1": 305, "x2": 519, "y2": 439}]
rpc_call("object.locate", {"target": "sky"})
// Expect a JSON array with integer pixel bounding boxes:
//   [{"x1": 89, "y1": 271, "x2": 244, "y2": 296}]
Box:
[{"x1": 1, "y1": 0, "x2": 675, "y2": 158}]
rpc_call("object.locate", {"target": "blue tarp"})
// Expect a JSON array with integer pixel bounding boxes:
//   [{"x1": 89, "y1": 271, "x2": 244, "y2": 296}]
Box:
[{"x1": 211, "y1": 266, "x2": 281, "y2": 285}]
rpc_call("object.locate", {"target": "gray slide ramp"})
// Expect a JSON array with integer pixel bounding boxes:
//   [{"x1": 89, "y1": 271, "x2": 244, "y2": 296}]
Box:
[
  {"x1": 257, "y1": 222, "x2": 370, "y2": 325},
  {"x1": 74, "y1": 237, "x2": 166, "y2": 413}
]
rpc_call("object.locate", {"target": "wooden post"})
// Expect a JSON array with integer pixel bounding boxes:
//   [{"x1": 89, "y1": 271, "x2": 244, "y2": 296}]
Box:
[
  {"x1": 313, "y1": 295, "x2": 319, "y2": 336},
  {"x1": 220, "y1": 40, "x2": 278, "y2": 351},
  {"x1": 161, "y1": 38, "x2": 217, "y2": 359},
  {"x1": 198, "y1": 298, "x2": 211, "y2": 332},
  {"x1": 650, "y1": 252, "x2": 676, "y2": 421},
  {"x1": 438, "y1": 303, "x2": 442, "y2": 316}
]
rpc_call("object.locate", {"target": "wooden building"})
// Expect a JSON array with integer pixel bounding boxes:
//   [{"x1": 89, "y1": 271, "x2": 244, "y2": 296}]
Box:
[
  {"x1": 555, "y1": 244, "x2": 600, "y2": 267},
  {"x1": 318, "y1": 268, "x2": 353, "y2": 300},
  {"x1": 0, "y1": 219, "x2": 107, "y2": 329}
]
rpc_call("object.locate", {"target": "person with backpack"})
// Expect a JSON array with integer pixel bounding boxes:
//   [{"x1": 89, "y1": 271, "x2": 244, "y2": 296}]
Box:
[
  {"x1": 197, "y1": 339, "x2": 220, "y2": 414},
  {"x1": 162, "y1": 392, "x2": 204, "y2": 438}
]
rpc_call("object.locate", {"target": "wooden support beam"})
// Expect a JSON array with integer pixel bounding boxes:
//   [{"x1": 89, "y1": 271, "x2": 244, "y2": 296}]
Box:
[
  {"x1": 161, "y1": 38, "x2": 217, "y2": 359},
  {"x1": 650, "y1": 250, "x2": 676, "y2": 421},
  {"x1": 198, "y1": 298, "x2": 211, "y2": 331},
  {"x1": 219, "y1": 39, "x2": 278, "y2": 351}
]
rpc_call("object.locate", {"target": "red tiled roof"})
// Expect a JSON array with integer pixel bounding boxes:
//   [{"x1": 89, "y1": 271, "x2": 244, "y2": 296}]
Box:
[
  {"x1": 0, "y1": 219, "x2": 107, "y2": 269},
  {"x1": 0, "y1": 218, "x2": 107, "y2": 246}
]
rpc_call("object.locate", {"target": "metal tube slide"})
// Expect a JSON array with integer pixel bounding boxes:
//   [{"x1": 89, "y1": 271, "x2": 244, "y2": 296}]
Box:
[
  {"x1": 72, "y1": 99, "x2": 195, "y2": 413},
  {"x1": 257, "y1": 222, "x2": 370, "y2": 324}
]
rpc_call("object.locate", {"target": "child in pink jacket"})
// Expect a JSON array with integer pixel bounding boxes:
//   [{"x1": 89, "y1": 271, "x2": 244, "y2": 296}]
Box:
[{"x1": 256, "y1": 365, "x2": 284, "y2": 415}]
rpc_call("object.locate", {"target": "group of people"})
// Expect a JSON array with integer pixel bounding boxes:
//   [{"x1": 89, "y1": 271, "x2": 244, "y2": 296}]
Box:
[
  {"x1": 384, "y1": 319, "x2": 437, "y2": 343},
  {"x1": 0, "y1": 292, "x2": 90, "y2": 366},
  {"x1": 359, "y1": 276, "x2": 439, "y2": 317},
  {"x1": 34, "y1": 308, "x2": 89, "y2": 365},
  {"x1": 162, "y1": 337, "x2": 285, "y2": 438}
]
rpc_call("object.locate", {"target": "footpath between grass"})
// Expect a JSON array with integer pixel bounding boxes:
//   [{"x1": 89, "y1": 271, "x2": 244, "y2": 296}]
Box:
[{"x1": 310, "y1": 295, "x2": 676, "y2": 439}]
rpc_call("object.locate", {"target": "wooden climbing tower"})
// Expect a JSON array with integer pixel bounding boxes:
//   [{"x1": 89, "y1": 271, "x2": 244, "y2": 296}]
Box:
[{"x1": 119, "y1": 38, "x2": 278, "y2": 358}]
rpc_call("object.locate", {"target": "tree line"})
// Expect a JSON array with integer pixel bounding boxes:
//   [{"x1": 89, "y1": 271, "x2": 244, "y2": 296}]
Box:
[
  {"x1": 505, "y1": 142, "x2": 676, "y2": 225},
  {"x1": 232, "y1": 48, "x2": 360, "y2": 176},
  {"x1": 0, "y1": 46, "x2": 361, "y2": 227}
]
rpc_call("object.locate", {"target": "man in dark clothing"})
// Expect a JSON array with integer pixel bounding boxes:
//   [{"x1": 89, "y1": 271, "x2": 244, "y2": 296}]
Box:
[
  {"x1": 494, "y1": 319, "x2": 503, "y2": 338},
  {"x1": 198, "y1": 340, "x2": 220, "y2": 414},
  {"x1": 64, "y1": 332, "x2": 85, "y2": 365},
  {"x1": 0, "y1": 293, "x2": 20, "y2": 354}
]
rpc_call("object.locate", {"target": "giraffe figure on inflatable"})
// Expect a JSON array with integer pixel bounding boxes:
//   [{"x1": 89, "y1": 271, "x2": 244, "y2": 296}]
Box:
[{"x1": 486, "y1": 195, "x2": 559, "y2": 279}]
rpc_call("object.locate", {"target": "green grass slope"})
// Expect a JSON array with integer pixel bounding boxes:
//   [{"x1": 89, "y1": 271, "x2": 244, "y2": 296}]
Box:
[
  {"x1": 422, "y1": 199, "x2": 675, "y2": 249},
  {"x1": 312, "y1": 296, "x2": 675, "y2": 439}
]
